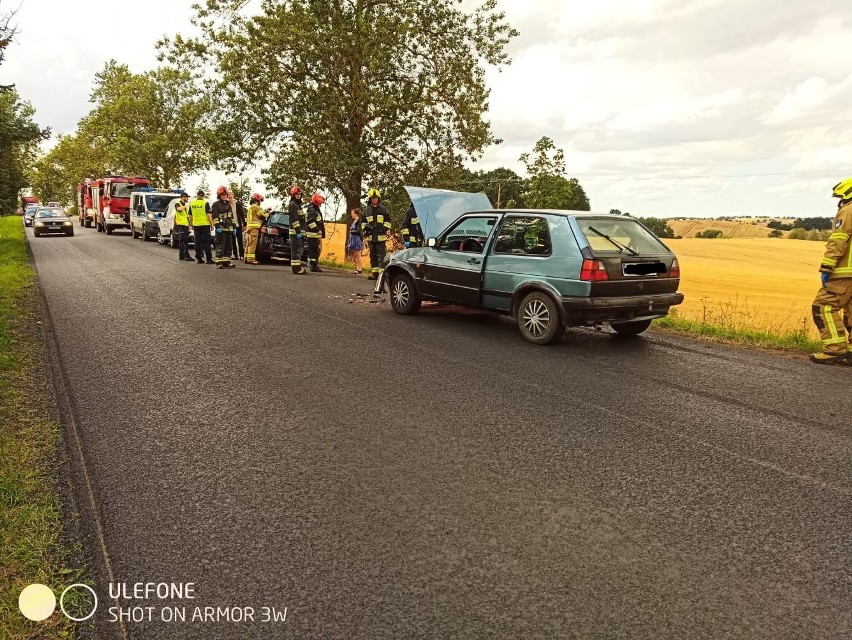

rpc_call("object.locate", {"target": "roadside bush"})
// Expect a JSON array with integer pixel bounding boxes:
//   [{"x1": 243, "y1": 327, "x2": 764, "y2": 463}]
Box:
[
  {"x1": 768, "y1": 229, "x2": 783, "y2": 238},
  {"x1": 695, "y1": 229, "x2": 723, "y2": 239},
  {"x1": 787, "y1": 227, "x2": 808, "y2": 240}
]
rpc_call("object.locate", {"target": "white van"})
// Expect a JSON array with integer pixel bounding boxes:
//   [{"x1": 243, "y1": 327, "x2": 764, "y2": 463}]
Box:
[{"x1": 129, "y1": 189, "x2": 183, "y2": 241}]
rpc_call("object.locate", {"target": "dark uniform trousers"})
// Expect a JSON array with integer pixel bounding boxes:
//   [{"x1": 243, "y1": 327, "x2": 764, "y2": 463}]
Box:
[
  {"x1": 369, "y1": 242, "x2": 387, "y2": 272},
  {"x1": 175, "y1": 224, "x2": 189, "y2": 259},
  {"x1": 194, "y1": 226, "x2": 213, "y2": 262},
  {"x1": 215, "y1": 223, "x2": 234, "y2": 264}
]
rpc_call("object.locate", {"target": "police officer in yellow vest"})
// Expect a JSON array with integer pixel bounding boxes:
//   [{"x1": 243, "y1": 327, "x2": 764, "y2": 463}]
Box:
[
  {"x1": 190, "y1": 190, "x2": 214, "y2": 264},
  {"x1": 811, "y1": 177, "x2": 852, "y2": 365},
  {"x1": 244, "y1": 192, "x2": 266, "y2": 264},
  {"x1": 174, "y1": 192, "x2": 191, "y2": 260}
]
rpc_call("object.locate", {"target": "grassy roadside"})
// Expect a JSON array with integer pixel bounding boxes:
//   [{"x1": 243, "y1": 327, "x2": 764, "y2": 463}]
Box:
[
  {"x1": 654, "y1": 310, "x2": 821, "y2": 353},
  {"x1": 0, "y1": 216, "x2": 79, "y2": 638}
]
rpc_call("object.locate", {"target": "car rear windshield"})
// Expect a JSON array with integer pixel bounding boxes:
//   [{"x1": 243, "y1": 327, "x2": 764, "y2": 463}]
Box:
[
  {"x1": 146, "y1": 194, "x2": 178, "y2": 212},
  {"x1": 267, "y1": 213, "x2": 288, "y2": 226},
  {"x1": 577, "y1": 218, "x2": 670, "y2": 254}
]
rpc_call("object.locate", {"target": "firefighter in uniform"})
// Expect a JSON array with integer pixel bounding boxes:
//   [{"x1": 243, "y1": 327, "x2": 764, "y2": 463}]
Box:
[
  {"x1": 288, "y1": 185, "x2": 306, "y2": 274},
  {"x1": 400, "y1": 201, "x2": 423, "y2": 248},
  {"x1": 190, "y1": 190, "x2": 214, "y2": 264},
  {"x1": 306, "y1": 193, "x2": 326, "y2": 272},
  {"x1": 174, "y1": 191, "x2": 191, "y2": 260},
  {"x1": 211, "y1": 185, "x2": 237, "y2": 269},
  {"x1": 244, "y1": 193, "x2": 266, "y2": 264},
  {"x1": 811, "y1": 177, "x2": 852, "y2": 365},
  {"x1": 362, "y1": 188, "x2": 391, "y2": 280}
]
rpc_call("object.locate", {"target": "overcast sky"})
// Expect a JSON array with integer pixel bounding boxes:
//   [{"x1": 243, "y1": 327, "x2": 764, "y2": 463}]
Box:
[{"x1": 4, "y1": 0, "x2": 851, "y2": 217}]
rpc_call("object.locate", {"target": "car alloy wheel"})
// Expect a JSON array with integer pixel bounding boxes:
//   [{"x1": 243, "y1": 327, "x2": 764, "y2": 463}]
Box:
[
  {"x1": 389, "y1": 273, "x2": 420, "y2": 315},
  {"x1": 517, "y1": 291, "x2": 561, "y2": 345}
]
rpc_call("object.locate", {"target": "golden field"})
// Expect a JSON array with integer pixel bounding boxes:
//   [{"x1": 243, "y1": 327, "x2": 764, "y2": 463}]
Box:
[{"x1": 666, "y1": 238, "x2": 823, "y2": 337}]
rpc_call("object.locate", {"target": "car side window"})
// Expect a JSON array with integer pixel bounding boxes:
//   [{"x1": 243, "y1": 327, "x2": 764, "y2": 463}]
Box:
[
  {"x1": 439, "y1": 216, "x2": 497, "y2": 253},
  {"x1": 494, "y1": 216, "x2": 552, "y2": 256}
]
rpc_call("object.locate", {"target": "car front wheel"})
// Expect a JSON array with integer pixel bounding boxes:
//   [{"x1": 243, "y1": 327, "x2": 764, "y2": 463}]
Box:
[
  {"x1": 610, "y1": 318, "x2": 653, "y2": 336},
  {"x1": 517, "y1": 291, "x2": 562, "y2": 345},
  {"x1": 389, "y1": 273, "x2": 421, "y2": 315}
]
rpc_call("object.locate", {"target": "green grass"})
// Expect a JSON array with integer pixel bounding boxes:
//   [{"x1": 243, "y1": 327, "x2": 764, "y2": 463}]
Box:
[
  {"x1": 0, "y1": 215, "x2": 81, "y2": 638},
  {"x1": 654, "y1": 309, "x2": 821, "y2": 353}
]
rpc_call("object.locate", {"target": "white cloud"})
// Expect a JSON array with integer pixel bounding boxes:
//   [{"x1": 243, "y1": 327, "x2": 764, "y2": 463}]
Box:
[{"x1": 5, "y1": 0, "x2": 852, "y2": 217}]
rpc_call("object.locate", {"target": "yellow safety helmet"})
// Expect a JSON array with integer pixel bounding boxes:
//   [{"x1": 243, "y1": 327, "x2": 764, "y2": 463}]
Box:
[
  {"x1": 367, "y1": 187, "x2": 381, "y2": 200},
  {"x1": 832, "y1": 178, "x2": 852, "y2": 200}
]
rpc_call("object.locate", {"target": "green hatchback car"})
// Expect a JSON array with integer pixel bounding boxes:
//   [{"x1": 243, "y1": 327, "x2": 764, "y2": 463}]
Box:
[{"x1": 380, "y1": 188, "x2": 684, "y2": 345}]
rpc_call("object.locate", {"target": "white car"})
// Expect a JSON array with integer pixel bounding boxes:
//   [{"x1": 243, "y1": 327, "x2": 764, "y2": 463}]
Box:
[{"x1": 157, "y1": 198, "x2": 196, "y2": 248}]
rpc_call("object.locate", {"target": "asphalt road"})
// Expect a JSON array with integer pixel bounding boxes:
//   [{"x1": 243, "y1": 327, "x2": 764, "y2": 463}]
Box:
[{"x1": 27, "y1": 223, "x2": 851, "y2": 639}]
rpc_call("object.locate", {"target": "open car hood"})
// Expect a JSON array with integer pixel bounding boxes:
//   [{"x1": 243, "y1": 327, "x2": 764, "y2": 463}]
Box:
[{"x1": 403, "y1": 187, "x2": 493, "y2": 240}]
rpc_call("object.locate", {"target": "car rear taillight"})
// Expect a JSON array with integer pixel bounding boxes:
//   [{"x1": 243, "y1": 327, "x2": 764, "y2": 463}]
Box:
[
  {"x1": 267, "y1": 227, "x2": 279, "y2": 236},
  {"x1": 580, "y1": 259, "x2": 609, "y2": 281},
  {"x1": 669, "y1": 258, "x2": 680, "y2": 278}
]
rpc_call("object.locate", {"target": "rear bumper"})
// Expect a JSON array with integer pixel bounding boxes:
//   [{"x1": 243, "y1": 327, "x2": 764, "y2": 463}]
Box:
[{"x1": 561, "y1": 292, "x2": 684, "y2": 325}]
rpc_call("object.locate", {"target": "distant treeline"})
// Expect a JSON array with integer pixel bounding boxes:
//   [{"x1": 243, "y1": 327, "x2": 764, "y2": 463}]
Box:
[{"x1": 767, "y1": 217, "x2": 833, "y2": 231}]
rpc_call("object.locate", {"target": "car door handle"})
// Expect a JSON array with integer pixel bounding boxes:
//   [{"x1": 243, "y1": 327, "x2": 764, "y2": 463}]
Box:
[{"x1": 467, "y1": 258, "x2": 481, "y2": 265}]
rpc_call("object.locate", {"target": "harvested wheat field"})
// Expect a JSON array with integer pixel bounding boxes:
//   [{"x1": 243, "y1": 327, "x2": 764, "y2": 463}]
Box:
[
  {"x1": 666, "y1": 238, "x2": 824, "y2": 336},
  {"x1": 668, "y1": 219, "x2": 774, "y2": 239}
]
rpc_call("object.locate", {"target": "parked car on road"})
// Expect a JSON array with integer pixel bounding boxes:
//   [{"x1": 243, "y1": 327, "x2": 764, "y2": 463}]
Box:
[
  {"x1": 157, "y1": 199, "x2": 196, "y2": 248},
  {"x1": 32, "y1": 207, "x2": 74, "y2": 237},
  {"x1": 130, "y1": 190, "x2": 183, "y2": 241},
  {"x1": 23, "y1": 206, "x2": 39, "y2": 227},
  {"x1": 380, "y1": 187, "x2": 684, "y2": 345},
  {"x1": 256, "y1": 211, "x2": 291, "y2": 263}
]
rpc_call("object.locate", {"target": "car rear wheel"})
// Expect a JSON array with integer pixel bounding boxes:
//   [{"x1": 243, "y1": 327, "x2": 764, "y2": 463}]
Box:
[
  {"x1": 142, "y1": 226, "x2": 150, "y2": 241},
  {"x1": 106, "y1": 226, "x2": 113, "y2": 235},
  {"x1": 610, "y1": 318, "x2": 653, "y2": 336},
  {"x1": 389, "y1": 273, "x2": 421, "y2": 315},
  {"x1": 517, "y1": 291, "x2": 562, "y2": 345},
  {"x1": 131, "y1": 225, "x2": 139, "y2": 239}
]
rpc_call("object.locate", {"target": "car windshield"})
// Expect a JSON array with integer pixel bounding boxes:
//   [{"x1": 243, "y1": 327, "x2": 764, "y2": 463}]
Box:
[
  {"x1": 146, "y1": 194, "x2": 178, "y2": 212},
  {"x1": 36, "y1": 209, "x2": 66, "y2": 218},
  {"x1": 577, "y1": 218, "x2": 669, "y2": 254},
  {"x1": 25, "y1": 208, "x2": 38, "y2": 215},
  {"x1": 267, "y1": 213, "x2": 288, "y2": 226},
  {"x1": 110, "y1": 183, "x2": 136, "y2": 198}
]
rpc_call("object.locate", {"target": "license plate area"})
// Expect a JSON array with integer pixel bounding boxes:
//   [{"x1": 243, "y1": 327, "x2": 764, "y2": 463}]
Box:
[
  {"x1": 48, "y1": 225, "x2": 61, "y2": 230},
  {"x1": 622, "y1": 261, "x2": 666, "y2": 277}
]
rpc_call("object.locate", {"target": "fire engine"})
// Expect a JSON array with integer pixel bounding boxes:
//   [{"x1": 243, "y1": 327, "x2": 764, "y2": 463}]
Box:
[{"x1": 77, "y1": 175, "x2": 151, "y2": 233}]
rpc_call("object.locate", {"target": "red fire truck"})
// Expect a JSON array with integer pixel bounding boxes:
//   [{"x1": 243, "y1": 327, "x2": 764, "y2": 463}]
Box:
[{"x1": 77, "y1": 175, "x2": 150, "y2": 233}]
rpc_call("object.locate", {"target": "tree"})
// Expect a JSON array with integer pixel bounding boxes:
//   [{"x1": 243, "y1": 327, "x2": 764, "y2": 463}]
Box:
[
  {"x1": 83, "y1": 61, "x2": 211, "y2": 188},
  {"x1": 28, "y1": 130, "x2": 112, "y2": 206},
  {"x1": 768, "y1": 229, "x2": 783, "y2": 238},
  {"x1": 0, "y1": 90, "x2": 48, "y2": 214},
  {"x1": 519, "y1": 137, "x2": 590, "y2": 210},
  {"x1": 637, "y1": 217, "x2": 674, "y2": 239},
  {"x1": 457, "y1": 166, "x2": 528, "y2": 208},
  {"x1": 160, "y1": 0, "x2": 517, "y2": 213},
  {"x1": 0, "y1": 2, "x2": 18, "y2": 89}
]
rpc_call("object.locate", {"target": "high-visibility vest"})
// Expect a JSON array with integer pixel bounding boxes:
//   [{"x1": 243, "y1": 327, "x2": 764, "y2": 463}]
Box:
[
  {"x1": 189, "y1": 199, "x2": 209, "y2": 226},
  {"x1": 174, "y1": 200, "x2": 190, "y2": 226}
]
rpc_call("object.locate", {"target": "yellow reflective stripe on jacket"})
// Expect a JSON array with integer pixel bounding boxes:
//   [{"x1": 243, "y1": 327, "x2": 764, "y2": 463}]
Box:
[
  {"x1": 830, "y1": 266, "x2": 852, "y2": 276},
  {"x1": 829, "y1": 232, "x2": 850, "y2": 241},
  {"x1": 823, "y1": 257, "x2": 839, "y2": 267},
  {"x1": 410, "y1": 217, "x2": 419, "y2": 224}
]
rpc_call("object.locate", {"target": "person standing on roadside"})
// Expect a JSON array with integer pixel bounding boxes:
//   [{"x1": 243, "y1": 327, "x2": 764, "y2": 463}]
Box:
[
  {"x1": 288, "y1": 185, "x2": 306, "y2": 275},
  {"x1": 346, "y1": 208, "x2": 364, "y2": 274},
  {"x1": 174, "y1": 191, "x2": 191, "y2": 260},
  {"x1": 361, "y1": 188, "x2": 391, "y2": 280},
  {"x1": 810, "y1": 177, "x2": 852, "y2": 365},
  {"x1": 190, "y1": 189, "x2": 214, "y2": 264},
  {"x1": 306, "y1": 192, "x2": 326, "y2": 272},
  {"x1": 232, "y1": 197, "x2": 246, "y2": 261},
  {"x1": 211, "y1": 186, "x2": 237, "y2": 269},
  {"x1": 244, "y1": 193, "x2": 266, "y2": 264},
  {"x1": 400, "y1": 201, "x2": 424, "y2": 248}
]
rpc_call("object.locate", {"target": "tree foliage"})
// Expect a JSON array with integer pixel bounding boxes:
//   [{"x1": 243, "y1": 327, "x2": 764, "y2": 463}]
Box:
[
  {"x1": 82, "y1": 61, "x2": 211, "y2": 188},
  {"x1": 160, "y1": 0, "x2": 517, "y2": 213},
  {"x1": 637, "y1": 216, "x2": 674, "y2": 238},
  {"x1": 0, "y1": 90, "x2": 47, "y2": 213},
  {"x1": 519, "y1": 136, "x2": 589, "y2": 211},
  {"x1": 457, "y1": 166, "x2": 527, "y2": 208}
]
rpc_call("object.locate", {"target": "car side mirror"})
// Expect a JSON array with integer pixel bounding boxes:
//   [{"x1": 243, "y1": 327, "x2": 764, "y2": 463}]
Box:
[
  {"x1": 136, "y1": 205, "x2": 144, "y2": 213},
  {"x1": 427, "y1": 237, "x2": 437, "y2": 248}
]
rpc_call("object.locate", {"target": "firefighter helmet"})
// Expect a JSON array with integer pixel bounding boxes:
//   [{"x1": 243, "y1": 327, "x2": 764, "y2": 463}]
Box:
[
  {"x1": 290, "y1": 185, "x2": 302, "y2": 197},
  {"x1": 310, "y1": 193, "x2": 325, "y2": 206},
  {"x1": 251, "y1": 192, "x2": 264, "y2": 203},
  {"x1": 216, "y1": 185, "x2": 228, "y2": 196},
  {"x1": 832, "y1": 178, "x2": 852, "y2": 201},
  {"x1": 367, "y1": 187, "x2": 381, "y2": 200}
]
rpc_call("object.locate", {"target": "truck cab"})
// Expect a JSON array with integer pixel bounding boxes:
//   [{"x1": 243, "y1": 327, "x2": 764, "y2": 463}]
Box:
[
  {"x1": 95, "y1": 176, "x2": 151, "y2": 234},
  {"x1": 129, "y1": 189, "x2": 183, "y2": 241}
]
